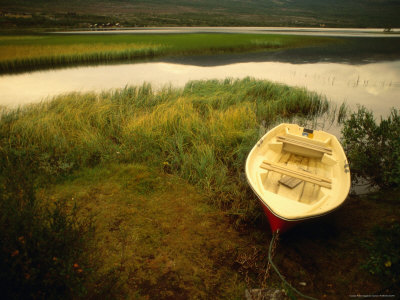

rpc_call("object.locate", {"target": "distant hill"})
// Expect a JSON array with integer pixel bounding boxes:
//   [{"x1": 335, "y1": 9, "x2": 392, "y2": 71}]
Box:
[{"x1": 1, "y1": 0, "x2": 399, "y2": 28}]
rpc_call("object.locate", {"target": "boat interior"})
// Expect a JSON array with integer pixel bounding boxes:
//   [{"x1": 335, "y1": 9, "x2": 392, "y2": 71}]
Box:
[{"x1": 258, "y1": 126, "x2": 338, "y2": 206}]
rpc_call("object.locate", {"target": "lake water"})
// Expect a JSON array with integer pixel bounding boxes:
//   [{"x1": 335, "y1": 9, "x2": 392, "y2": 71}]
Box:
[{"x1": 1, "y1": 36, "x2": 399, "y2": 119}]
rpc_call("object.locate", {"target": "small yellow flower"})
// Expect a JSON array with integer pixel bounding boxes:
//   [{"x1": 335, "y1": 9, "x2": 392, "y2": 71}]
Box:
[{"x1": 385, "y1": 260, "x2": 392, "y2": 267}]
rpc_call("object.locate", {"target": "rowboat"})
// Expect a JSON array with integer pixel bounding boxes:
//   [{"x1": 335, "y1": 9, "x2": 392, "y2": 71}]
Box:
[{"x1": 245, "y1": 123, "x2": 351, "y2": 233}]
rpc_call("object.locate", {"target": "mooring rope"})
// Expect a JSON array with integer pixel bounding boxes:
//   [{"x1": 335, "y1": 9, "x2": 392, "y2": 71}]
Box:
[{"x1": 268, "y1": 230, "x2": 319, "y2": 300}]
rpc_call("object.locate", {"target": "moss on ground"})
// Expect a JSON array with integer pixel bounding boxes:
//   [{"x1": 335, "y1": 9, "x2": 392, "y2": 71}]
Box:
[{"x1": 40, "y1": 163, "x2": 259, "y2": 298}]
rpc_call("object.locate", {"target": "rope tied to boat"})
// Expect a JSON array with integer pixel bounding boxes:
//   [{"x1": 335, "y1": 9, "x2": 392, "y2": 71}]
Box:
[
  {"x1": 268, "y1": 230, "x2": 318, "y2": 300},
  {"x1": 262, "y1": 229, "x2": 279, "y2": 286}
]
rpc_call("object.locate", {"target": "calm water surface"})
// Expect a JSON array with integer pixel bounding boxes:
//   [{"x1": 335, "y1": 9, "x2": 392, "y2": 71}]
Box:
[{"x1": 1, "y1": 37, "x2": 399, "y2": 118}]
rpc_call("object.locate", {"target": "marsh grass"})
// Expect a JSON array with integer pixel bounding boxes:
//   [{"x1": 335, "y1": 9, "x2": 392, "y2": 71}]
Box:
[
  {"x1": 0, "y1": 43, "x2": 163, "y2": 60},
  {"x1": 0, "y1": 33, "x2": 332, "y2": 73},
  {"x1": 0, "y1": 78, "x2": 330, "y2": 222},
  {"x1": 0, "y1": 44, "x2": 165, "y2": 73}
]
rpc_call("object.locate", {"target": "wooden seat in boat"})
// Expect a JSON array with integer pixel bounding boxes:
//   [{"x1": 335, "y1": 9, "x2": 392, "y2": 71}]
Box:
[
  {"x1": 276, "y1": 135, "x2": 332, "y2": 155},
  {"x1": 260, "y1": 160, "x2": 332, "y2": 189}
]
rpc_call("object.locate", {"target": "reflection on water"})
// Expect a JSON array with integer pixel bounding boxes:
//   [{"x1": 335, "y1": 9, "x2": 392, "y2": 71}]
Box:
[
  {"x1": 1, "y1": 60, "x2": 399, "y2": 118},
  {"x1": 165, "y1": 37, "x2": 400, "y2": 66}
]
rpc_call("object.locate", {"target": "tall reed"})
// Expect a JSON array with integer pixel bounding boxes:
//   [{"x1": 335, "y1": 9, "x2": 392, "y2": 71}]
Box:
[
  {"x1": 0, "y1": 78, "x2": 330, "y2": 222},
  {"x1": 0, "y1": 45, "x2": 165, "y2": 73}
]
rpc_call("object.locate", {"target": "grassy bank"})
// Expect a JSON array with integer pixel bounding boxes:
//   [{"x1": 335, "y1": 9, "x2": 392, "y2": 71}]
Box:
[
  {"x1": 2, "y1": 79, "x2": 398, "y2": 298},
  {"x1": 0, "y1": 33, "x2": 333, "y2": 73},
  {"x1": 0, "y1": 78, "x2": 330, "y2": 222},
  {"x1": 0, "y1": 78, "x2": 331, "y2": 297}
]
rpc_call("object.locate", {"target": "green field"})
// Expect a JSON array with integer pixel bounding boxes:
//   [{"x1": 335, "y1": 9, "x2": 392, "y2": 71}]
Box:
[{"x1": 0, "y1": 33, "x2": 333, "y2": 73}]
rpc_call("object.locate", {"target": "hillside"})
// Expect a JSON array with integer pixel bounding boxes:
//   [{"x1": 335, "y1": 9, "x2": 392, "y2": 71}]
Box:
[{"x1": 0, "y1": 0, "x2": 399, "y2": 28}]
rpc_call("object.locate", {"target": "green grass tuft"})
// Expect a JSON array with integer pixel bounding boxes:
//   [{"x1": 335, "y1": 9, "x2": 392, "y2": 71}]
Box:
[{"x1": 0, "y1": 78, "x2": 330, "y2": 222}]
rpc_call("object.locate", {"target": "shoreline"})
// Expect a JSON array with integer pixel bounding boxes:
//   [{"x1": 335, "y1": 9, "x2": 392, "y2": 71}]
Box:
[{"x1": 56, "y1": 26, "x2": 400, "y2": 37}]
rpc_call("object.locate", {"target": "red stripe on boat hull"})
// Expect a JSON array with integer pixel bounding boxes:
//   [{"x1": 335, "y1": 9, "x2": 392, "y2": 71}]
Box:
[{"x1": 262, "y1": 205, "x2": 300, "y2": 233}]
